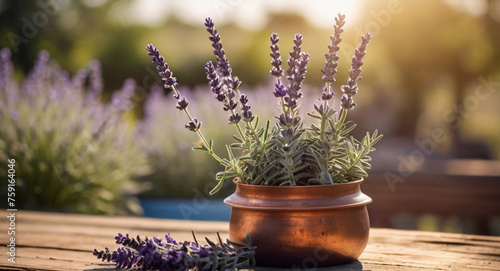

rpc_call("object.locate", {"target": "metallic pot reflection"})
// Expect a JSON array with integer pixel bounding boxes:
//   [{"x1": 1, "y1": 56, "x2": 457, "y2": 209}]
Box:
[{"x1": 224, "y1": 178, "x2": 372, "y2": 267}]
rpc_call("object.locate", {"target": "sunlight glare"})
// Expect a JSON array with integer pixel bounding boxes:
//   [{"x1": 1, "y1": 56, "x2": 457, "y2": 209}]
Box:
[
  {"x1": 130, "y1": 0, "x2": 361, "y2": 30},
  {"x1": 297, "y1": 0, "x2": 361, "y2": 28}
]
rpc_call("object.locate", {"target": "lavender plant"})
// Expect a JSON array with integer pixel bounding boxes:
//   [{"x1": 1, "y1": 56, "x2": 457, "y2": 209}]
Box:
[
  {"x1": 93, "y1": 232, "x2": 256, "y2": 270},
  {"x1": 0, "y1": 48, "x2": 149, "y2": 214},
  {"x1": 146, "y1": 14, "x2": 382, "y2": 194}
]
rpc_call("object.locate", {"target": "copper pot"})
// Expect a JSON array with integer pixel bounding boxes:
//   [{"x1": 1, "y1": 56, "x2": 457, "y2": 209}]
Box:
[{"x1": 224, "y1": 179, "x2": 372, "y2": 268}]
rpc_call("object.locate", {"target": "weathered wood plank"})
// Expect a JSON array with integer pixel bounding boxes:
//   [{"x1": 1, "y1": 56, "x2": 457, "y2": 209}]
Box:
[{"x1": 1, "y1": 211, "x2": 499, "y2": 270}]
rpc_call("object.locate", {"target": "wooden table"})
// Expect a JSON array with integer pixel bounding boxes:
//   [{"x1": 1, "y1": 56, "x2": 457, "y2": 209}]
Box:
[{"x1": 1, "y1": 211, "x2": 499, "y2": 270}]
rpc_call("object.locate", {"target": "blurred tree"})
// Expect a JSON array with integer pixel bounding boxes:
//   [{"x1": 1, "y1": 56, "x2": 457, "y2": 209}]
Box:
[
  {"x1": 356, "y1": 0, "x2": 498, "y2": 157},
  {"x1": 0, "y1": 0, "x2": 148, "y2": 92}
]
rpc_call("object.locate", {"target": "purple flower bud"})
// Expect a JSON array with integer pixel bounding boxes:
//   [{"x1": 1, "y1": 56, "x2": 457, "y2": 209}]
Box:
[
  {"x1": 185, "y1": 118, "x2": 201, "y2": 131},
  {"x1": 223, "y1": 99, "x2": 238, "y2": 111},
  {"x1": 231, "y1": 76, "x2": 241, "y2": 90},
  {"x1": 205, "y1": 61, "x2": 217, "y2": 81},
  {"x1": 216, "y1": 93, "x2": 226, "y2": 102},
  {"x1": 242, "y1": 107, "x2": 253, "y2": 122},
  {"x1": 277, "y1": 113, "x2": 295, "y2": 127},
  {"x1": 280, "y1": 128, "x2": 295, "y2": 141},
  {"x1": 340, "y1": 93, "x2": 356, "y2": 109},
  {"x1": 229, "y1": 113, "x2": 242, "y2": 124},
  {"x1": 239, "y1": 94, "x2": 248, "y2": 105},
  {"x1": 322, "y1": 86, "x2": 334, "y2": 100},
  {"x1": 240, "y1": 94, "x2": 254, "y2": 122},
  {"x1": 274, "y1": 82, "x2": 287, "y2": 97},
  {"x1": 176, "y1": 96, "x2": 189, "y2": 110}
]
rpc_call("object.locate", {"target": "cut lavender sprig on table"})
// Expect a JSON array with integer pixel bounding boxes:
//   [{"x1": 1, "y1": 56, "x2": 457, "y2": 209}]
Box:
[{"x1": 94, "y1": 232, "x2": 256, "y2": 271}]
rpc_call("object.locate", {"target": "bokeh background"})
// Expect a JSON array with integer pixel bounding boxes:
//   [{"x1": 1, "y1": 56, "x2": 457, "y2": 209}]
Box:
[{"x1": 0, "y1": 0, "x2": 499, "y2": 235}]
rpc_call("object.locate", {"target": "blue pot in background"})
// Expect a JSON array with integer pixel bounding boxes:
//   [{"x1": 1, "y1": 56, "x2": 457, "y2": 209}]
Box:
[{"x1": 139, "y1": 198, "x2": 231, "y2": 221}]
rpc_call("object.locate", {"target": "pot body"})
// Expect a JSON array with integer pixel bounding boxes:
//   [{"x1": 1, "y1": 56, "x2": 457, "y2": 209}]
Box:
[{"x1": 224, "y1": 179, "x2": 372, "y2": 267}]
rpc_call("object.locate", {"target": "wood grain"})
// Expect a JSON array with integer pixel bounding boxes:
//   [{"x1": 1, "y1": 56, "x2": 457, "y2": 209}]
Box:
[{"x1": 0, "y1": 210, "x2": 499, "y2": 270}]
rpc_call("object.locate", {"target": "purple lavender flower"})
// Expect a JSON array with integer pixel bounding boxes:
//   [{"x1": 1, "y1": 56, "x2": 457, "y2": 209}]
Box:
[
  {"x1": 113, "y1": 247, "x2": 135, "y2": 268},
  {"x1": 205, "y1": 61, "x2": 225, "y2": 101},
  {"x1": 115, "y1": 233, "x2": 128, "y2": 244},
  {"x1": 270, "y1": 33, "x2": 284, "y2": 78},
  {"x1": 268, "y1": 32, "x2": 310, "y2": 141},
  {"x1": 176, "y1": 97, "x2": 189, "y2": 110},
  {"x1": 0, "y1": 48, "x2": 19, "y2": 104},
  {"x1": 72, "y1": 68, "x2": 88, "y2": 89},
  {"x1": 22, "y1": 50, "x2": 50, "y2": 96},
  {"x1": 274, "y1": 83, "x2": 287, "y2": 98},
  {"x1": 146, "y1": 44, "x2": 178, "y2": 90},
  {"x1": 94, "y1": 232, "x2": 256, "y2": 271},
  {"x1": 286, "y1": 33, "x2": 303, "y2": 80},
  {"x1": 165, "y1": 234, "x2": 178, "y2": 245},
  {"x1": 223, "y1": 98, "x2": 238, "y2": 111},
  {"x1": 286, "y1": 51, "x2": 310, "y2": 111},
  {"x1": 0, "y1": 48, "x2": 13, "y2": 90},
  {"x1": 146, "y1": 43, "x2": 200, "y2": 133},
  {"x1": 269, "y1": 33, "x2": 287, "y2": 98},
  {"x1": 86, "y1": 60, "x2": 103, "y2": 105},
  {"x1": 205, "y1": 17, "x2": 232, "y2": 77},
  {"x1": 341, "y1": 32, "x2": 371, "y2": 110},
  {"x1": 240, "y1": 94, "x2": 253, "y2": 122},
  {"x1": 284, "y1": 34, "x2": 309, "y2": 112},
  {"x1": 322, "y1": 14, "x2": 345, "y2": 101},
  {"x1": 228, "y1": 113, "x2": 242, "y2": 124},
  {"x1": 204, "y1": 18, "x2": 252, "y2": 125},
  {"x1": 115, "y1": 233, "x2": 140, "y2": 248},
  {"x1": 93, "y1": 247, "x2": 113, "y2": 262},
  {"x1": 185, "y1": 118, "x2": 202, "y2": 131},
  {"x1": 111, "y1": 78, "x2": 135, "y2": 112}
]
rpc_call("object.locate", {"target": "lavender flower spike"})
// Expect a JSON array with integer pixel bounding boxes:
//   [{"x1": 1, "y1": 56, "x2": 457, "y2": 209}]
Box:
[
  {"x1": 146, "y1": 44, "x2": 178, "y2": 90},
  {"x1": 322, "y1": 13, "x2": 345, "y2": 101},
  {"x1": 285, "y1": 34, "x2": 308, "y2": 109},
  {"x1": 204, "y1": 18, "x2": 249, "y2": 125},
  {"x1": 111, "y1": 78, "x2": 136, "y2": 112},
  {"x1": 0, "y1": 48, "x2": 13, "y2": 90},
  {"x1": 341, "y1": 32, "x2": 371, "y2": 110},
  {"x1": 146, "y1": 44, "x2": 200, "y2": 130},
  {"x1": 285, "y1": 44, "x2": 309, "y2": 112},
  {"x1": 270, "y1": 33, "x2": 284, "y2": 78},
  {"x1": 270, "y1": 33, "x2": 287, "y2": 98},
  {"x1": 205, "y1": 61, "x2": 225, "y2": 101},
  {"x1": 205, "y1": 17, "x2": 232, "y2": 77},
  {"x1": 240, "y1": 94, "x2": 253, "y2": 122}
]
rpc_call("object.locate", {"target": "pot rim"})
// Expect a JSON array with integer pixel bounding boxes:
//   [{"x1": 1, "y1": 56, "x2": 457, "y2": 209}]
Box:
[
  {"x1": 224, "y1": 178, "x2": 372, "y2": 211},
  {"x1": 232, "y1": 177, "x2": 365, "y2": 189}
]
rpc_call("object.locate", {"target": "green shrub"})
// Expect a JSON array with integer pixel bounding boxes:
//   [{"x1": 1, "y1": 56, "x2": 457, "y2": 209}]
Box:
[{"x1": 0, "y1": 49, "x2": 149, "y2": 214}]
